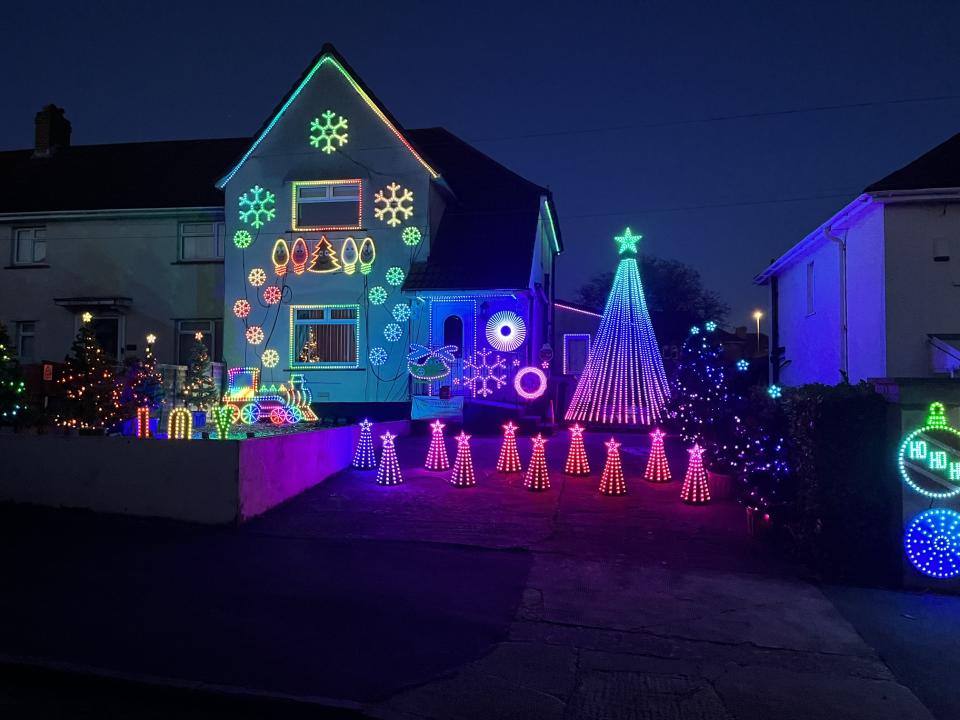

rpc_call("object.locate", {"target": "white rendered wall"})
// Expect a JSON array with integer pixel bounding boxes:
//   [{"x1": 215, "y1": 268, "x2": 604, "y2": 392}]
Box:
[{"x1": 844, "y1": 203, "x2": 886, "y2": 382}]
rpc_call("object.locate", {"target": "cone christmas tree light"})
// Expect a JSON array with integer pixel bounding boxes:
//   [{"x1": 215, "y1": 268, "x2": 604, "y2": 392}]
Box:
[
  {"x1": 376, "y1": 431, "x2": 403, "y2": 485},
  {"x1": 55, "y1": 314, "x2": 121, "y2": 431},
  {"x1": 599, "y1": 437, "x2": 627, "y2": 496},
  {"x1": 450, "y1": 431, "x2": 477, "y2": 487},
  {"x1": 564, "y1": 228, "x2": 670, "y2": 426},
  {"x1": 643, "y1": 427, "x2": 671, "y2": 482},
  {"x1": 524, "y1": 434, "x2": 551, "y2": 491},
  {"x1": 563, "y1": 423, "x2": 591, "y2": 476},
  {"x1": 425, "y1": 419, "x2": 451, "y2": 470},
  {"x1": 680, "y1": 444, "x2": 711, "y2": 505},
  {"x1": 353, "y1": 419, "x2": 377, "y2": 470},
  {"x1": 183, "y1": 331, "x2": 219, "y2": 410},
  {"x1": 496, "y1": 420, "x2": 523, "y2": 473}
]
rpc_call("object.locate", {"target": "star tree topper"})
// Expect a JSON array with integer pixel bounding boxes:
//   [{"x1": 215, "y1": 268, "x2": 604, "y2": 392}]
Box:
[
  {"x1": 456, "y1": 431, "x2": 471, "y2": 446},
  {"x1": 615, "y1": 227, "x2": 642, "y2": 255},
  {"x1": 605, "y1": 437, "x2": 621, "y2": 453},
  {"x1": 381, "y1": 430, "x2": 397, "y2": 446},
  {"x1": 650, "y1": 427, "x2": 666, "y2": 443},
  {"x1": 430, "y1": 419, "x2": 445, "y2": 434},
  {"x1": 503, "y1": 420, "x2": 518, "y2": 437},
  {"x1": 359, "y1": 418, "x2": 373, "y2": 432},
  {"x1": 689, "y1": 443, "x2": 705, "y2": 461}
]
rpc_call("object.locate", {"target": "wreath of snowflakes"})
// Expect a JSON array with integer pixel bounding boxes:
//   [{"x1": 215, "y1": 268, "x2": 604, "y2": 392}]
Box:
[
  {"x1": 463, "y1": 348, "x2": 507, "y2": 398},
  {"x1": 373, "y1": 182, "x2": 414, "y2": 227},
  {"x1": 262, "y1": 286, "x2": 282, "y2": 305},
  {"x1": 238, "y1": 185, "x2": 276, "y2": 229},
  {"x1": 262, "y1": 349, "x2": 280, "y2": 368},
  {"x1": 384, "y1": 323, "x2": 403, "y2": 343},
  {"x1": 369, "y1": 346, "x2": 388, "y2": 366},
  {"x1": 309, "y1": 110, "x2": 349, "y2": 154},
  {"x1": 401, "y1": 226, "x2": 422, "y2": 246},
  {"x1": 233, "y1": 229, "x2": 253, "y2": 249},
  {"x1": 246, "y1": 326, "x2": 265, "y2": 345},
  {"x1": 248, "y1": 268, "x2": 267, "y2": 287},
  {"x1": 368, "y1": 286, "x2": 387, "y2": 305},
  {"x1": 385, "y1": 266, "x2": 405, "y2": 286},
  {"x1": 392, "y1": 303, "x2": 411, "y2": 322}
]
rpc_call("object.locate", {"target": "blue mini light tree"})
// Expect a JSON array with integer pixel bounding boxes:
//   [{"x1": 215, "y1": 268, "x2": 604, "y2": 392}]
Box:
[{"x1": 353, "y1": 419, "x2": 377, "y2": 470}]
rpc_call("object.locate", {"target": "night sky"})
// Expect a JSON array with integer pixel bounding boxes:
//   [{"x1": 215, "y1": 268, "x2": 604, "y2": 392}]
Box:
[{"x1": 4, "y1": 1, "x2": 960, "y2": 329}]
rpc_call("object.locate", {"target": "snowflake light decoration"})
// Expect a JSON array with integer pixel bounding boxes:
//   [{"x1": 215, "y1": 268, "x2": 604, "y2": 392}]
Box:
[
  {"x1": 263, "y1": 285, "x2": 282, "y2": 305},
  {"x1": 392, "y1": 303, "x2": 411, "y2": 322},
  {"x1": 369, "y1": 346, "x2": 388, "y2": 366},
  {"x1": 238, "y1": 185, "x2": 276, "y2": 229},
  {"x1": 368, "y1": 286, "x2": 387, "y2": 305},
  {"x1": 384, "y1": 323, "x2": 403, "y2": 342},
  {"x1": 246, "y1": 326, "x2": 265, "y2": 345},
  {"x1": 690, "y1": 325, "x2": 700, "y2": 335},
  {"x1": 385, "y1": 266, "x2": 405, "y2": 286},
  {"x1": 402, "y1": 227, "x2": 422, "y2": 246},
  {"x1": 463, "y1": 348, "x2": 507, "y2": 398},
  {"x1": 233, "y1": 299, "x2": 251, "y2": 319},
  {"x1": 262, "y1": 349, "x2": 279, "y2": 368},
  {"x1": 736, "y1": 358, "x2": 749, "y2": 372},
  {"x1": 233, "y1": 229, "x2": 253, "y2": 249},
  {"x1": 248, "y1": 268, "x2": 267, "y2": 287},
  {"x1": 768, "y1": 384, "x2": 782, "y2": 399},
  {"x1": 308, "y1": 110, "x2": 349, "y2": 154},
  {"x1": 373, "y1": 182, "x2": 414, "y2": 227},
  {"x1": 705, "y1": 320, "x2": 717, "y2": 332}
]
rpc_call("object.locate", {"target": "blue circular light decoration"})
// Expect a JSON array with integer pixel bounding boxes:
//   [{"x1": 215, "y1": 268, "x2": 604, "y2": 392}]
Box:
[
  {"x1": 767, "y1": 384, "x2": 782, "y2": 399},
  {"x1": 705, "y1": 320, "x2": 717, "y2": 332},
  {"x1": 736, "y1": 358, "x2": 749, "y2": 372},
  {"x1": 369, "y1": 347, "x2": 388, "y2": 366},
  {"x1": 904, "y1": 508, "x2": 960, "y2": 578},
  {"x1": 485, "y1": 311, "x2": 527, "y2": 352}
]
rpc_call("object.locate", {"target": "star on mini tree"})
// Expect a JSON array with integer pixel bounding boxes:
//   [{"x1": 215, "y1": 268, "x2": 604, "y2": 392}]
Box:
[
  {"x1": 309, "y1": 110, "x2": 349, "y2": 154},
  {"x1": 238, "y1": 185, "x2": 276, "y2": 229},
  {"x1": 463, "y1": 348, "x2": 507, "y2": 398},
  {"x1": 373, "y1": 182, "x2": 414, "y2": 227}
]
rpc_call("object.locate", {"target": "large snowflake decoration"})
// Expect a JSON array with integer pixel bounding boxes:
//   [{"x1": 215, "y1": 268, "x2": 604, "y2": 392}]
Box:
[
  {"x1": 392, "y1": 303, "x2": 411, "y2": 322},
  {"x1": 238, "y1": 185, "x2": 276, "y2": 229},
  {"x1": 368, "y1": 286, "x2": 387, "y2": 305},
  {"x1": 385, "y1": 266, "x2": 405, "y2": 286},
  {"x1": 384, "y1": 323, "x2": 403, "y2": 343},
  {"x1": 402, "y1": 226, "x2": 422, "y2": 246},
  {"x1": 369, "y1": 346, "x2": 388, "y2": 366},
  {"x1": 373, "y1": 182, "x2": 414, "y2": 227},
  {"x1": 463, "y1": 348, "x2": 507, "y2": 398},
  {"x1": 309, "y1": 110, "x2": 349, "y2": 154}
]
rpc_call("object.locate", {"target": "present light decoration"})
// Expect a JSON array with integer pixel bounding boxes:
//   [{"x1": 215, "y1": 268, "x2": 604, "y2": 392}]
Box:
[
  {"x1": 643, "y1": 427, "x2": 671, "y2": 482},
  {"x1": 376, "y1": 431, "x2": 403, "y2": 485},
  {"x1": 450, "y1": 431, "x2": 477, "y2": 487},
  {"x1": 563, "y1": 423, "x2": 591, "y2": 476},
  {"x1": 497, "y1": 420, "x2": 523, "y2": 473},
  {"x1": 564, "y1": 228, "x2": 670, "y2": 425},
  {"x1": 524, "y1": 434, "x2": 551, "y2": 491},
  {"x1": 425, "y1": 419, "x2": 451, "y2": 471},
  {"x1": 680, "y1": 444, "x2": 711, "y2": 505},
  {"x1": 599, "y1": 437, "x2": 627, "y2": 496},
  {"x1": 353, "y1": 419, "x2": 377, "y2": 470}
]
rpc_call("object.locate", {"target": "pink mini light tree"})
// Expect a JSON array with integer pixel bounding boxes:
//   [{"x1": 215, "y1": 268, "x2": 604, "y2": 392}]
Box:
[
  {"x1": 643, "y1": 427, "x2": 671, "y2": 483},
  {"x1": 524, "y1": 434, "x2": 551, "y2": 491},
  {"x1": 425, "y1": 419, "x2": 451, "y2": 471},
  {"x1": 376, "y1": 431, "x2": 403, "y2": 486},
  {"x1": 353, "y1": 418, "x2": 377, "y2": 470},
  {"x1": 680, "y1": 444, "x2": 711, "y2": 505},
  {"x1": 599, "y1": 437, "x2": 627, "y2": 496},
  {"x1": 563, "y1": 423, "x2": 591, "y2": 476},
  {"x1": 496, "y1": 420, "x2": 523, "y2": 473},
  {"x1": 449, "y1": 431, "x2": 477, "y2": 488}
]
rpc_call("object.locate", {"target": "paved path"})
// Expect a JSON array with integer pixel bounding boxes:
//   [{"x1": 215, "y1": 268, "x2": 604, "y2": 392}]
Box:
[{"x1": 0, "y1": 432, "x2": 942, "y2": 718}]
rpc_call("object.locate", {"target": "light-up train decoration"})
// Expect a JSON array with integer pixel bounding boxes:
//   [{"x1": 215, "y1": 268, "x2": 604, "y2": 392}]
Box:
[{"x1": 222, "y1": 367, "x2": 318, "y2": 426}]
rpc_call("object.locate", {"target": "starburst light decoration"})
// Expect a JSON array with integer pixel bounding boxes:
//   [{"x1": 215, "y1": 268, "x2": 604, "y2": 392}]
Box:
[
  {"x1": 485, "y1": 311, "x2": 526, "y2": 352},
  {"x1": 463, "y1": 348, "x2": 507, "y2": 398},
  {"x1": 402, "y1": 226, "x2": 422, "y2": 246},
  {"x1": 385, "y1": 266, "x2": 405, "y2": 286},
  {"x1": 238, "y1": 185, "x2": 276, "y2": 229},
  {"x1": 233, "y1": 299, "x2": 251, "y2": 319},
  {"x1": 308, "y1": 110, "x2": 349, "y2": 154},
  {"x1": 373, "y1": 182, "x2": 414, "y2": 227},
  {"x1": 369, "y1": 347, "x2": 388, "y2": 366},
  {"x1": 384, "y1": 323, "x2": 403, "y2": 342},
  {"x1": 248, "y1": 268, "x2": 267, "y2": 287},
  {"x1": 392, "y1": 303, "x2": 411, "y2": 322},
  {"x1": 262, "y1": 349, "x2": 279, "y2": 368},
  {"x1": 246, "y1": 326, "x2": 265, "y2": 345},
  {"x1": 368, "y1": 286, "x2": 387, "y2": 305},
  {"x1": 233, "y1": 229, "x2": 253, "y2": 248}
]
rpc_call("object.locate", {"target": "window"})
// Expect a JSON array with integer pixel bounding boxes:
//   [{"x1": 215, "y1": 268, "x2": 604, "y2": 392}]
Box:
[
  {"x1": 806, "y1": 261, "x2": 815, "y2": 316},
  {"x1": 443, "y1": 315, "x2": 464, "y2": 358},
  {"x1": 15, "y1": 321, "x2": 36, "y2": 361},
  {"x1": 563, "y1": 334, "x2": 591, "y2": 375},
  {"x1": 179, "y1": 222, "x2": 225, "y2": 261},
  {"x1": 292, "y1": 180, "x2": 362, "y2": 231},
  {"x1": 176, "y1": 320, "x2": 221, "y2": 365},
  {"x1": 13, "y1": 227, "x2": 47, "y2": 265},
  {"x1": 80, "y1": 315, "x2": 123, "y2": 362},
  {"x1": 290, "y1": 305, "x2": 359, "y2": 368}
]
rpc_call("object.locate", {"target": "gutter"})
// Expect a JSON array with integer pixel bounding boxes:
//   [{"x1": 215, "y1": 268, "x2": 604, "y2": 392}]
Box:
[
  {"x1": 0, "y1": 206, "x2": 223, "y2": 222},
  {"x1": 824, "y1": 224, "x2": 849, "y2": 377}
]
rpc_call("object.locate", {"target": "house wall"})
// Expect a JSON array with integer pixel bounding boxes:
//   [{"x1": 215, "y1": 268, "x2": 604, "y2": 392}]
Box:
[
  {"x1": 844, "y1": 203, "x2": 886, "y2": 382},
  {"x1": 0, "y1": 213, "x2": 224, "y2": 367}
]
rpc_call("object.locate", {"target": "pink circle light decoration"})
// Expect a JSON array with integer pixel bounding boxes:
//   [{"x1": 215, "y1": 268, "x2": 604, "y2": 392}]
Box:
[{"x1": 514, "y1": 366, "x2": 547, "y2": 400}]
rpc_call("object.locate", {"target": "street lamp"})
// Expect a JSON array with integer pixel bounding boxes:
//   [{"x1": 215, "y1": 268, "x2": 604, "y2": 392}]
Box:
[{"x1": 752, "y1": 310, "x2": 763, "y2": 354}]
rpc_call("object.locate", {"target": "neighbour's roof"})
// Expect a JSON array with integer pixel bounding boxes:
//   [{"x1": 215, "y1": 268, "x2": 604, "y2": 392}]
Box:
[{"x1": 866, "y1": 131, "x2": 960, "y2": 193}]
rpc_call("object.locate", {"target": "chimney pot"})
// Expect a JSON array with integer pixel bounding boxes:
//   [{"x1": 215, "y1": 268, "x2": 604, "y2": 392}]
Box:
[{"x1": 34, "y1": 104, "x2": 71, "y2": 157}]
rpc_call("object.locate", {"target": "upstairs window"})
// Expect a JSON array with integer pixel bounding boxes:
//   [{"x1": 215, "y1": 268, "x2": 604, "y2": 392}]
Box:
[
  {"x1": 292, "y1": 180, "x2": 362, "y2": 231},
  {"x1": 15, "y1": 321, "x2": 36, "y2": 361},
  {"x1": 13, "y1": 227, "x2": 46, "y2": 265},
  {"x1": 179, "y1": 222, "x2": 225, "y2": 261},
  {"x1": 290, "y1": 305, "x2": 359, "y2": 369}
]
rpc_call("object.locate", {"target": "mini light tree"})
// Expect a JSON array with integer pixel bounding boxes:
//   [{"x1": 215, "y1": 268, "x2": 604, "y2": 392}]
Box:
[
  {"x1": 376, "y1": 430, "x2": 403, "y2": 486},
  {"x1": 183, "y1": 331, "x2": 219, "y2": 410},
  {"x1": 599, "y1": 437, "x2": 627, "y2": 496},
  {"x1": 563, "y1": 423, "x2": 591, "y2": 476},
  {"x1": 449, "y1": 431, "x2": 477, "y2": 487},
  {"x1": 56, "y1": 313, "x2": 121, "y2": 431},
  {"x1": 353, "y1": 419, "x2": 377, "y2": 470},
  {"x1": 121, "y1": 334, "x2": 165, "y2": 425},
  {"x1": 643, "y1": 427, "x2": 671, "y2": 482},
  {"x1": 496, "y1": 420, "x2": 523, "y2": 473},
  {"x1": 680, "y1": 444, "x2": 711, "y2": 505},
  {"x1": 524, "y1": 434, "x2": 551, "y2": 491},
  {"x1": 0, "y1": 323, "x2": 27, "y2": 426},
  {"x1": 425, "y1": 419, "x2": 451, "y2": 471}
]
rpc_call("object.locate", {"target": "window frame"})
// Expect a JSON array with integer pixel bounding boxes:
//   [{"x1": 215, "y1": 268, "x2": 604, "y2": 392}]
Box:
[
  {"x1": 176, "y1": 319, "x2": 222, "y2": 365},
  {"x1": 12, "y1": 226, "x2": 47, "y2": 266},
  {"x1": 178, "y1": 221, "x2": 225, "y2": 262},
  {"x1": 15, "y1": 320, "x2": 36, "y2": 361},
  {"x1": 563, "y1": 333, "x2": 591, "y2": 375},
  {"x1": 291, "y1": 179, "x2": 363, "y2": 232},
  {"x1": 288, "y1": 304, "x2": 360, "y2": 370},
  {"x1": 75, "y1": 313, "x2": 125, "y2": 362}
]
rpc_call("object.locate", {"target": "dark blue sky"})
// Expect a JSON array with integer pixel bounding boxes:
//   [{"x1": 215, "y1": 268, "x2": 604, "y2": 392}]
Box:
[{"x1": 4, "y1": 1, "x2": 960, "y2": 329}]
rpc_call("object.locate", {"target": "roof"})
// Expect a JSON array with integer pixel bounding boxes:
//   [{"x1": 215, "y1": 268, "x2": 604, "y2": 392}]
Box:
[{"x1": 866, "y1": 131, "x2": 960, "y2": 193}]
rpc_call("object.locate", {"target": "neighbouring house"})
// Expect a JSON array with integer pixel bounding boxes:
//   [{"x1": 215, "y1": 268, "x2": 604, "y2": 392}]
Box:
[{"x1": 755, "y1": 131, "x2": 960, "y2": 387}]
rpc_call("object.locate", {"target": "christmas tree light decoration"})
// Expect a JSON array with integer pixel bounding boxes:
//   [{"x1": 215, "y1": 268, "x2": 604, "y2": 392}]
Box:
[
  {"x1": 514, "y1": 366, "x2": 548, "y2": 401},
  {"x1": 0, "y1": 326, "x2": 25, "y2": 423},
  {"x1": 736, "y1": 358, "x2": 749, "y2": 372},
  {"x1": 262, "y1": 349, "x2": 280, "y2": 368},
  {"x1": 565, "y1": 229, "x2": 670, "y2": 426},
  {"x1": 309, "y1": 110, "x2": 349, "y2": 153},
  {"x1": 233, "y1": 299, "x2": 251, "y2": 319},
  {"x1": 374, "y1": 182, "x2": 414, "y2": 227},
  {"x1": 213, "y1": 405, "x2": 234, "y2": 439},
  {"x1": 246, "y1": 326, "x2": 265, "y2": 345},
  {"x1": 54, "y1": 321, "x2": 121, "y2": 430},
  {"x1": 384, "y1": 323, "x2": 403, "y2": 342},
  {"x1": 898, "y1": 402, "x2": 960, "y2": 499},
  {"x1": 167, "y1": 407, "x2": 193, "y2": 440},
  {"x1": 385, "y1": 266, "x2": 405, "y2": 286},
  {"x1": 705, "y1": 320, "x2": 718, "y2": 332},
  {"x1": 369, "y1": 346, "x2": 388, "y2": 366},
  {"x1": 120, "y1": 334, "x2": 165, "y2": 424},
  {"x1": 407, "y1": 344, "x2": 457, "y2": 381},
  {"x1": 599, "y1": 437, "x2": 627, "y2": 496},
  {"x1": 183, "y1": 334, "x2": 219, "y2": 410},
  {"x1": 643, "y1": 428, "x2": 671, "y2": 482},
  {"x1": 524, "y1": 434, "x2": 551, "y2": 491},
  {"x1": 233, "y1": 229, "x2": 253, "y2": 249},
  {"x1": 425, "y1": 419, "x2": 451, "y2": 471},
  {"x1": 352, "y1": 419, "x2": 377, "y2": 469},
  {"x1": 238, "y1": 185, "x2": 276, "y2": 229},
  {"x1": 359, "y1": 236, "x2": 376, "y2": 274},
  {"x1": 136, "y1": 406, "x2": 151, "y2": 438},
  {"x1": 402, "y1": 226, "x2": 422, "y2": 246},
  {"x1": 248, "y1": 268, "x2": 267, "y2": 287},
  {"x1": 904, "y1": 508, "x2": 960, "y2": 579},
  {"x1": 680, "y1": 444, "x2": 711, "y2": 505},
  {"x1": 564, "y1": 424, "x2": 591, "y2": 476},
  {"x1": 376, "y1": 431, "x2": 404, "y2": 485},
  {"x1": 272, "y1": 238, "x2": 290, "y2": 276},
  {"x1": 369, "y1": 286, "x2": 387, "y2": 305},
  {"x1": 291, "y1": 237, "x2": 310, "y2": 274},
  {"x1": 767, "y1": 384, "x2": 782, "y2": 399},
  {"x1": 463, "y1": 348, "x2": 507, "y2": 398},
  {"x1": 449, "y1": 431, "x2": 477, "y2": 487},
  {"x1": 341, "y1": 237, "x2": 359, "y2": 275},
  {"x1": 392, "y1": 303, "x2": 411, "y2": 322},
  {"x1": 263, "y1": 285, "x2": 282, "y2": 305},
  {"x1": 486, "y1": 311, "x2": 527, "y2": 352},
  {"x1": 308, "y1": 235, "x2": 341, "y2": 273},
  {"x1": 496, "y1": 421, "x2": 523, "y2": 473}
]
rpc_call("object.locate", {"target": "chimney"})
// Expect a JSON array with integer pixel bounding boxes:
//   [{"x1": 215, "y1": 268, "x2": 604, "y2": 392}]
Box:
[{"x1": 34, "y1": 104, "x2": 71, "y2": 157}]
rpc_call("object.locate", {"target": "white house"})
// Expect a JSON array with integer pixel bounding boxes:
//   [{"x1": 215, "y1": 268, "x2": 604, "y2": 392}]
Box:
[{"x1": 755, "y1": 131, "x2": 960, "y2": 386}]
